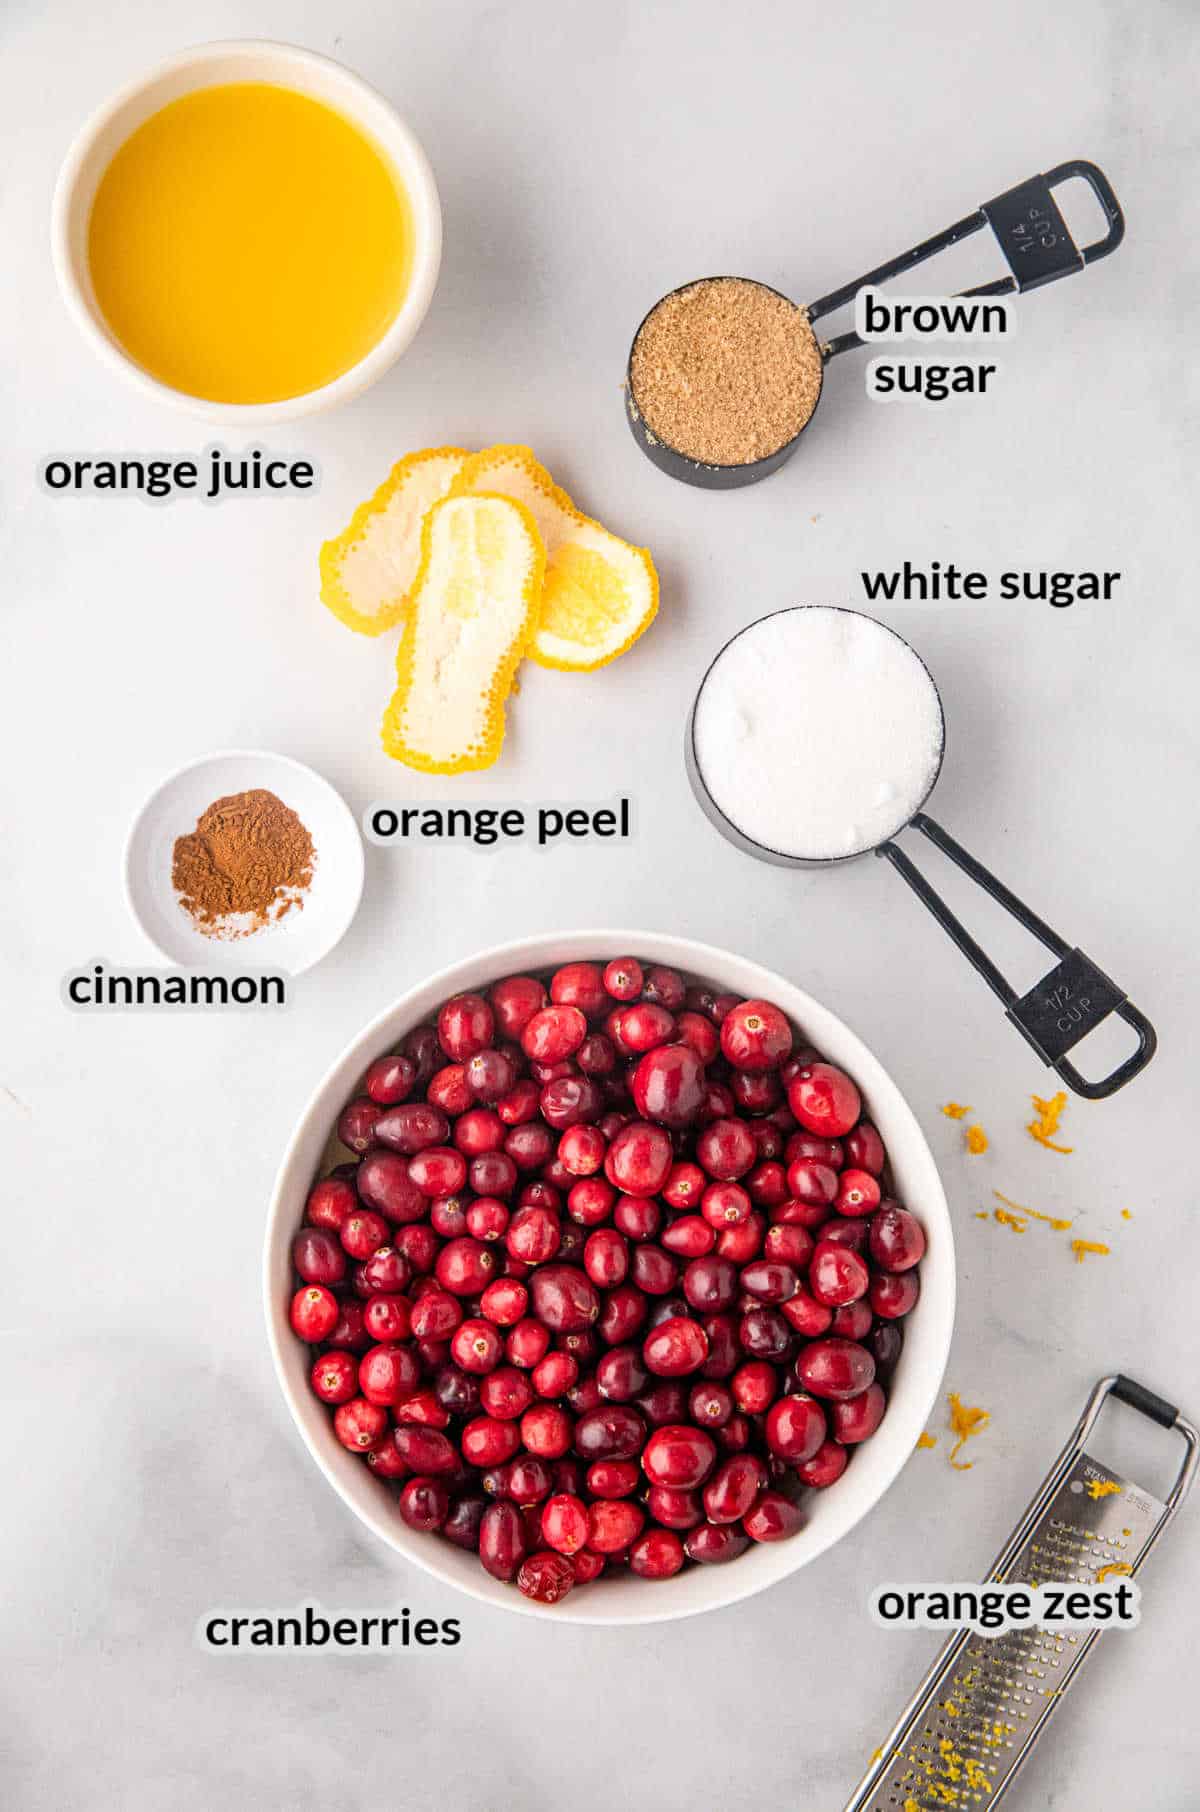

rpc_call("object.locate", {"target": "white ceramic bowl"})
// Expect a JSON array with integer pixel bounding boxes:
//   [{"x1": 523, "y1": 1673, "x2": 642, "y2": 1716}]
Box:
[
  {"x1": 264, "y1": 931, "x2": 954, "y2": 1624},
  {"x1": 51, "y1": 39, "x2": 442, "y2": 424},
  {"x1": 124, "y1": 749, "x2": 364, "y2": 976}
]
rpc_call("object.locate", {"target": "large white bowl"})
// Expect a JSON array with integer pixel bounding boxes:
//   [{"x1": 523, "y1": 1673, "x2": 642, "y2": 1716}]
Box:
[
  {"x1": 264, "y1": 932, "x2": 954, "y2": 1625},
  {"x1": 52, "y1": 39, "x2": 442, "y2": 424}
]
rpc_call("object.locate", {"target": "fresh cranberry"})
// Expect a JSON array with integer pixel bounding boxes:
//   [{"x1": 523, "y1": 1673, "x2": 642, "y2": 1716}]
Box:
[
  {"x1": 731, "y1": 1360, "x2": 778, "y2": 1414},
  {"x1": 524, "y1": 1264, "x2": 598, "y2": 1333},
  {"x1": 427, "y1": 1064, "x2": 474, "y2": 1116},
  {"x1": 454, "y1": 1107, "x2": 506, "y2": 1158},
  {"x1": 577, "y1": 1033, "x2": 619, "y2": 1077},
  {"x1": 765, "y1": 1393, "x2": 826, "y2": 1462},
  {"x1": 685, "y1": 1523, "x2": 749, "y2": 1564},
  {"x1": 715, "y1": 1412, "x2": 752, "y2": 1453},
  {"x1": 631, "y1": 1043, "x2": 706, "y2": 1128},
  {"x1": 505, "y1": 1122, "x2": 555, "y2": 1172},
  {"x1": 506, "y1": 1318, "x2": 551, "y2": 1368},
  {"x1": 463, "y1": 1048, "x2": 516, "y2": 1105},
  {"x1": 869, "y1": 1206, "x2": 926, "y2": 1272},
  {"x1": 364, "y1": 1054, "x2": 416, "y2": 1106},
  {"x1": 458, "y1": 1416, "x2": 518, "y2": 1468},
  {"x1": 504, "y1": 1206, "x2": 559, "y2": 1266},
  {"x1": 830, "y1": 1298, "x2": 873, "y2": 1340},
  {"x1": 435, "y1": 1238, "x2": 499, "y2": 1296},
  {"x1": 613, "y1": 1195, "x2": 661, "y2": 1240},
  {"x1": 583, "y1": 1228, "x2": 628, "y2": 1289},
  {"x1": 643, "y1": 1316, "x2": 709, "y2": 1377},
  {"x1": 832, "y1": 1382, "x2": 887, "y2": 1443},
  {"x1": 437, "y1": 993, "x2": 494, "y2": 1061},
  {"x1": 480, "y1": 1365, "x2": 534, "y2": 1420},
  {"x1": 604, "y1": 1121, "x2": 674, "y2": 1196},
  {"x1": 744, "y1": 1158, "x2": 788, "y2": 1205},
  {"x1": 429, "y1": 1196, "x2": 468, "y2": 1239},
  {"x1": 292, "y1": 1227, "x2": 347, "y2": 1287},
  {"x1": 619, "y1": 1002, "x2": 677, "y2": 1054},
  {"x1": 407, "y1": 1290, "x2": 460, "y2": 1341},
  {"x1": 358, "y1": 1342, "x2": 420, "y2": 1406},
  {"x1": 541, "y1": 1492, "x2": 589, "y2": 1555},
  {"x1": 809, "y1": 1240, "x2": 870, "y2": 1306},
  {"x1": 629, "y1": 1529, "x2": 685, "y2": 1577},
  {"x1": 432, "y1": 1366, "x2": 480, "y2": 1419},
  {"x1": 408, "y1": 1146, "x2": 466, "y2": 1199},
  {"x1": 395, "y1": 1223, "x2": 438, "y2": 1273},
  {"x1": 305, "y1": 1176, "x2": 357, "y2": 1231},
  {"x1": 363, "y1": 1295, "x2": 414, "y2": 1343},
  {"x1": 629, "y1": 1245, "x2": 676, "y2": 1297},
  {"x1": 598, "y1": 1284, "x2": 648, "y2": 1346},
  {"x1": 587, "y1": 1459, "x2": 640, "y2": 1499},
  {"x1": 290, "y1": 1285, "x2": 339, "y2": 1342},
  {"x1": 717, "y1": 1215, "x2": 764, "y2": 1263},
  {"x1": 820, "y1": 1216, "x2": 870, "y2": 1253},
  {"x1": 540, "y1": 1075, "x2": 603, "y2": 1129},
  {"x1": 574, "y1": 1404, "x2": 647, "y2": 1461},
  {"x1": 356, "y1": 1153, "x2": 426, "y2": 1224},
  {"x1": 740, "y1": 1260, "x2": 798, "y2": 1304},
  {"x1": 479, "y1": 1278, "x2": 528, "y2": 1326},
  {"x1": 398, "y1": 1476, "x2": 450, "y2": 1532},
  {"x1": 785, "y1": 1158, "x2": 840, "y2": 1206},
  {"x1": 639, "y1": 965, "x2": 684, "y2": 1009},
  {"x1": 449, "y1": 1318, "x2": 503, "y2": 1374},
  {"x1": 479, "y1": 1500, "x2": 527, "y2": 1579},
  {"x1": 683, "y1": 1254, "x2": 738, "y2": 1313},
  {"x1": 836, "y1": 1169, "x2": 882, "y2": 1217},
  {"x1": 696, "y1": 1118, "x2": 757, "y2": 1181},
  {"x1": 701, "y1": 1181, "x2": 752, "y2": 1228},
  {"x1": 763, "y1": 1224, "x2": 814, "y2": 1268},
  {"x1": 870, "y1": 1321, "x2": 904, "y2": 1371},
  {"x1": 567, "y1": 1177, "x2": 616, "y2": 1227},
  {"x1": 795, "y1": 1439, "x2": 849, "y2": 1488},
  {"x1": 398, "y1": 1023, "x2": 440, "y2": 1085},
  {"x1": 787, "y1": 1063, "x2": 862, "y2": 1138},
  {"x1": 870, "y1": 1270, "x2": 920, "y2": 1318},
  {"x1": 497, "y1": 1079, "x2": 541, "y2": 1125},
  {"x1": 331, "y1": 1297, "x2": 370, "y2": 1351},
  {"x1": 845, "y1": 1121, "x2": 885, "y2": 1175},
  {"x1": 688, "y1": 1380, "x2": 733, "y2": 1427},
  {"x1": 557, "y1": 1124, "x2": 605, "y2": 1177},
  {"x1": 333, "y1": 1398, "x2": 388, "y2": 1452},
  {"x1": 646, "y1": 1484, "x2": 703, "y2": 1529},
  {"x1": 796, "y1": 1338, "x2": 876, "y2": 1400},
  {"x1": 489, "y1": 975, "x2": 548, "y2": 1039},
  {"x1": 641, "y1": 1424, "x2": 717, "y2": 1488},
  {"x1": 390, "y1": 1426, "x2": 456, "y2": 1473},
  {"x1": 546, "y1": 961, "x2": 605, "y2": 1016},
  {"x1": 738, "y1": 1308, "x2": 791, "y2": 1360},
  {"x1": 522, "y1": 1005, "x2": 588, "y2": 1064},
  {"x1": 337, "y1": 1097, "x2": 382, "y2": 1153},
  {"x1": 310, "y1": 1350, "x2": 357, "y2": 1404},
  {"x1": 731, "y1": 1071, "x2": 783, "y2": 1114},
  {"x1": 743, "y1": 1489, "x2": 805, "y2": 1542},
  {"x1": 602, "y1": 957, "x2": 643, "y2": 1001},
  {"x1": 587, "y1": 1498, "x2": 644, "y2": 1552},
  {"x1": 704, "y1": 1452, "x2": 769, "y2": 1524},
  {"x1": 442, "y1": 1495, "x2": 487, "y2": 1550},
  {"x1": 374, "y1": 1102, "x2": 450, "y2": 1154},
  {"x1": 364, "y1": 1440, "x2": 410, "y2": 1479},
  {"x1": 361, "y1": 1246, "x2": 412, "y2": 1293},
  {"x1": 662, "y1": 1215, "x2": 715, "y2": 1259},
  {"x1": 465, "y1": 1198, "x2": 508, "y2": 1244},
  {"x1": 720, "y1": 999, "x2": 793, "y2": 1072},
  {"x1": 521, "y1": 1402, "x2": 573, "y2": 1459}
]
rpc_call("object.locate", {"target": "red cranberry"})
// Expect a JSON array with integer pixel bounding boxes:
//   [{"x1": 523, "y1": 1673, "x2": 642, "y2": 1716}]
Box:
[
  {"x1": 394, "y1": 1388, "x2": 450, "y2": 1430},
  {"x1": 765, "y1": 1392, "x2": 826, "y2": 1462},
  {"x1": 400, "y1": 1023, "x2": 441, "y2": 1085},
  {"x1": 643, "y1": 1316, "x2": 709, "y2": 1377},
  {"x1": 480, "y1": 1365, "x2": 534, "y2": 1420},
  {"x1": 587, "y1": 1498, "x2": 644, "y2": 1552},
  {"x1": 489, "y1": 975, "x2": 547, "y2": 1039},
  {"x1": 479, "y1": 1500, "x2": 527, "y2": 1580},
  {"x1": 688, "y1": 1380, "x2": 733, "y2": 1428},
  {"x1": 574, "y1": 1404, "x2": 647, "y2": 1462},
  {"x1": 434, "y1": 1365, "x2": 481, "y2": 1418},
  {"x1": 832, "y1": 1381, "x2": 887, "y2": 1443},
  {"x1": 464, "y1": 1048, "x2": 516, "y2": 1104},
  {"x1": 557, "y1": 1124, "x2": 606, "y2": 1177},
  {"x1": 437, "y1": 992, "x2": 494, "y2": 1061},
  {"x1": 429, "y1": 1196, "x2": 468, "y2": 1240},
  {"x1": 395, "y1": 1224, "x2": 438, "y2": 1273},
  {"x1": 795, "y1": 1439, "x2": 849, "y2": 1488},
  {"x1": 745, "y1": 1158, "x2": 788, "y2": 1205},
  {"x1": 521, "y1": 1403, "x2": 573, "y2": 1458},
  {"x1": 630, "y1": 1528, "x2": 685, "y2": 1577},
  {"x1": 550, "y1": 961, "x2": 608, "y2": 1017},
  {"x1": 331, "y1": 1297, "x2": 370, "y2": 1351},
  {"x1": 598, "y1": 1284, "x2": 648, "y2": 1346},
  {"x1": 731, "y1": 1070, "x2": 783, "y2": 1114},
  {"x1": 696, "y1": 1118, "x2": 757, "y2": 1182},
  {"x1": 567, "y1": 1177, "x2": 616, "y2": 1227},
  {"x1": 641, "y1": 1424, "x2": 717, "y2": 1488},
  {"x1": 449, "y1": 1318, "x2": 504, "y2": 1374},
  {"x1": 763, "y1": 1224, "x2": 814, "y2": 1268},
  {"x1": 720, "y1": 999, "x2": 793, "y2": 1072},
  {"x1": 796, "y1": 1338, "x2": 876, "y2": 1400},
  {"x1": 586, "y1": 1459, "x2": 640, "y2": 1499},
  {"x1": 305, "y1": 1176, "x2": 357, "y2": 1230},
  {"x1": 361, "y1": 1246, "x2": 412, "y2": 1293},
  {"x1": 506, "y1": 1318, "x2": 551, "y2": 1368},
  {"x1": 479, "y1": 1278, "x2": 528, "y2": 1326},
  {"x1": 660, "y1": 1161, "x2": 704, "y2": 1209},
  {"x1": 504, "y1": 1206, "x2": 559, "y2": 1266},
  {"x1": 870, "y1": 1321, "x2": 904, "y2": 1371},
  {"x1": 830, "y1": 1298, "x2": 873, "y2": 1340},
  {"x1": 365, "y1": 1440, "x2": 409, "y2": 1479},
  {"x1": 398, "y1": 1477, "x2": 450, "y2": 1532},
  {"x1": 337, "y1": 1097, "x2": 382, "y2": 1153},
  {"x1": 454, "y1": 1108, "x2": 505, "y2": 1160},
  {"x1": 716, "y1": 1412, "x2": 752, "y2": 1453},
  {"x1": 310, "y1": 1350, "x2": 357, "y2": 1404},
  {"x1": 701, "y1": 1182, "x2": 752, "y2": 1229},
  {"x1": 465, "y1": 1198, "x2": 508, "y2": 1244},
  {"x1": 528, "y1": 1264, "x2": 600, "y2": 1333},
  {"x1": 845, "y1": 1121, "x2": 886, "y2": 1175},
  {"x1": 541, "y1": 1492, "x2": 589, "y2": 1555},
  {"x1": 618, "y1": 1002, "x2": 676, "y2": 1054},
  {"x1": 374, "y1": 1101, "x2": 450, "y2": 1154},
  {"x1": 442, "y1": 1495, "x2": 487, "y2": 1550},
  {"x1": 577, "y1": 1033, "x2": 618, "y2": 1077},
  {"x1": 612, "y1": 1195, "x2": 660, "y2": 1241},
  {"x1": 785, "y1": 1158, "x2": 840, "y2": 1206},
  {"x1": 786, "y1": 1132, "x2": 845, "y2": 1169},
  {"x1": 428, "y1": 1064, "x2": 474, "y2": 1116},
  {"x1": 869, "y1": 1206, "x2": 926, "y2": 1272},
  {"x1": 643, "y1": 965, "x2": 686, "y2": 1010},
  {"x1": 583, "y1": 1228, "x2": 628, "y2": 1289},
  {"x1": 363, "y1": 1295, "x2": 413, "y2": 1342},
  {"x1": 522, "y1": 1005, "x2": 587, "y2": 1064},
  {"x1": 505, "y1": 1122, "x2": 555, "y2": 1171},
  {"x1": 460, "y1": 1416, "x2": 520, "y2": 1469},
  {"x1": 602, "y1": 957, "x2": 643, "y2": 1001},
  {"x1": 685, "y1": 1522, "x2": 749, "y2": 1564},
  {"x1": 683, "y1": 1254, "x2": 738, "y2": 1313},
  {"x1": 820, "y1": 1216, "x2": 870, "y2": 1253},
  {"x1": 870, "y1": 1270, "x2": 920, "y2": 1318},
  {"x1": 787, "y1": 1063, "x2": 862, "y2": 1138},
  {"x1": 540, "y1": 1075, "x2": 604, "y2": 1129},
  {"x1": 358, "y1": 1342, "x2": 420, "y2": 1406},
  {"x1": 631, "y1": 1043, "x2": 706, "y2": 1128},
  {"x1": 717, "y1": 1215, "x2": 764, "y2": 1263},
  {"x1": 435, "y1": 1238, "x2": 499, "y2": 1296},
  {"x1": 743, "y1": 1488, "x2": 805, "y2": 1542},
  {"x1": 809, "y1": 1240, "x2": 869, "y2": 1307},
  {"x1": 703, "y1": 1453, "x2": 768, "y2": 1524},
  {"x1": 740, "y1": 1260, "x2": 798, "y2": 1304},
  {"x1": 497, "y1": 1079, "x2": 541, "y2": 1125},
  {"x1": 333, "y1": 1397, "x2": 387, "y2": 1451},
  {"x1": 517, "y1": 1551, "x2": 576, "y2": 1603},
  {"x1": 662, "y1": 1215, "x2": 715, "y2": 1259},
  {"x1": 364, "y1": 1054, "x2": 416, "y2": 1105},
  {"x1": 631, "y1": 1245, "x2": 678, "y2": 1296},
  {"x1": 356, "y1": 1153, "x2": 426, "y2": 1224},
  {"x1": 675, "y1": 1011, "x2": 720, "y2": 1064},
  {"x1": 290, "y1": 1285, "x2": 339, "y2": 1342},
  {"x1": 408, "y1": 1290, "x2": 461, "y2": 1341},
  {"x1": 391, "y1": 1426, "x2": 457, "y2": 1472},
  {"x1": 731, "y1": 1360, "x2": 778, "y2": 1414},
  {"x1": 409, "y1": 1146, "x2": 467, "y2": 1199},
  {"x1": 604, "y1": 1121, "x2": 674, "y2": 1196},
  {"x1": 646, "y1": 1484, "x2": 703, "y2": 1529},
  {"x1": 292, "y1": 1227, "x2": 347, "y2": 1287},
  {"x1": 836, "y1": 1168, "x2": 882, "y2": 1217}
]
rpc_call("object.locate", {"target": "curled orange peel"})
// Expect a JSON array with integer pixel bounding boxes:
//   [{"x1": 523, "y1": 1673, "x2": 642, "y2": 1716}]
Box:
[{"x1": 319, "y1": 447, "x2": 470, "y2": 635}]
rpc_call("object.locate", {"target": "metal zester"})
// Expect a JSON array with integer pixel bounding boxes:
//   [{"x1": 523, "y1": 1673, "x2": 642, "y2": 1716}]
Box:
[{"x1": 843, "y1": 1374, "x2": 1197, "y2": 1810}]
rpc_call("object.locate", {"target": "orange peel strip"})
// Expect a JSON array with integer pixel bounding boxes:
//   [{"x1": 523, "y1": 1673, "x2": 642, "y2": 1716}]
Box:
[
  {"x1": 319, "y1": 447, "x2": 470, "y2": 635},
  {"x1": 380, "y1": 494, "x2": 544, "y2": 774},
  {"x1": 451, "y1": 445, "x2": 658, "y2": 671}
]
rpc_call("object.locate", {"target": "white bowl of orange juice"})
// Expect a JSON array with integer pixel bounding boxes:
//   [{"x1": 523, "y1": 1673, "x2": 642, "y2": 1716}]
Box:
[{"x1": 52, "y1": 40, "x2": 442, "y2": 424}]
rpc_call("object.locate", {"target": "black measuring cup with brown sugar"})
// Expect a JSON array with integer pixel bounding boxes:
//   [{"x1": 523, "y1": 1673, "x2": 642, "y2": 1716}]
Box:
[
  {"x1": 627, "y1": 159, "x2": 1125, "y2": 487},
  {"x1": 685, "y1": 607, "x2": 1155, "y2": 1098}
]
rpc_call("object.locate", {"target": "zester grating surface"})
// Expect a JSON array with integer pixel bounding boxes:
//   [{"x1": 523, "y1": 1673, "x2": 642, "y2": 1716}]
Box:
[{"x1": 854, "y1": 1453, "x2": 1164, "y2": 1809}]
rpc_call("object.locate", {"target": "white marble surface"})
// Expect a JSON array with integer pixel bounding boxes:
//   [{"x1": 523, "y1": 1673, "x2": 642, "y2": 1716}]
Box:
[{"x1": 3, "y1": 0, "x2": 1198, "y2": 1805}]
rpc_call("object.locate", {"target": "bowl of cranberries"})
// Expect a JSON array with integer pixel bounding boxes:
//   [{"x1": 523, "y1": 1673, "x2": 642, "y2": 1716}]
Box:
[{"x1": 266, "y1": 933, "x2": 953, "y2": 1622}]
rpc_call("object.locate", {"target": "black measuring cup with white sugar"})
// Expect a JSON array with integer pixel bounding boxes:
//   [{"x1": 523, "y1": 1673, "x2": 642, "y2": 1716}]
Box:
[
  {"x1": 627, "y1": 160, "x2": 1125, "y2": 488},
  {"x1": 685, "y1": 607, "x2": 1155, "y2": 1098}
]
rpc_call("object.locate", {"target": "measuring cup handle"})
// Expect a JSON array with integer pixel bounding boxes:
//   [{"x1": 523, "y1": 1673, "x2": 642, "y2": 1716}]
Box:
[
  {"x1": 809, "y1": 159, "x2": 1125, "y2": 358},
  {"x1": 876, "y1": 813, "x2": 1156, "y2": 1099}
]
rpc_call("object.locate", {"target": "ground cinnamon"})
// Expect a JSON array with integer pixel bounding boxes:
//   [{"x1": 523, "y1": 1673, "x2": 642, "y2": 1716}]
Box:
[{"x1": 172, "y1": 788, "x2": 314, "y2": 938}]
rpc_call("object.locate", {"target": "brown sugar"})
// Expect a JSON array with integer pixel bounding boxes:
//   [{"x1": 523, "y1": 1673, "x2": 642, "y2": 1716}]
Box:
[
  {"x1": 172, "y1": 788, "x2": 314, "y2": 938},
  {"x1": 629, "y1": 277, "x2": 823, "y2": 466}
]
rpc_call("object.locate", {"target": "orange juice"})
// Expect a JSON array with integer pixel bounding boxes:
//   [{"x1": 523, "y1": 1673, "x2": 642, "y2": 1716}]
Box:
[{"x1": 87, "y1": 82, "x2": 414, "y2": 404}]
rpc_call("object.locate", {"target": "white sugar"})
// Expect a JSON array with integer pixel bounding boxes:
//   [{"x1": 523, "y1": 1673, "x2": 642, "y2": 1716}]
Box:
[{"x1": 692, "y1": 607, "x2": 944, "y2": 859}]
